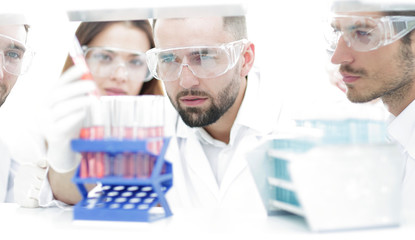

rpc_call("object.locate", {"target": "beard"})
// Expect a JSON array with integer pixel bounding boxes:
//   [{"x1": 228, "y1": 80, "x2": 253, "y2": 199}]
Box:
[
  {"x1": 0, "y1": 83, "x2": 7, "y2": 107},
  {"x1": 342, "y1": 43, "x2": 415, "y2": 103},
  {"x1": 168, "y1": 72, "x2": 241, "y2": 128}
]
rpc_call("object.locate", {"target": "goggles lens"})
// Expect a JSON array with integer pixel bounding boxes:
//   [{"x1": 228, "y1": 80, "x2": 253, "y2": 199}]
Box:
[
  {"x1": 0, "y1": 33, "x2": 33, "y2": 76},
  {"x1": 325, "y1": 15, "x2": 415, "y2": 52},
  {"x1": 84, "y1": 46, "x2": 152, "y2": 82},
  {"x1": 146, "y1": 39, "x2": 247, "y2": 82}
]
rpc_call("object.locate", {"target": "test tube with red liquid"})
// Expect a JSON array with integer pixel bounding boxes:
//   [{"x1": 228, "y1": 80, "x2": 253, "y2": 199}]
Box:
[
  {"x1": 68, "y1": 35, "x2": 99, "y2": 96},
  {"x1": 91, "y1": 99, "x2": 105, "y2": 178},
  {"x1": 79, "y1": 111, "x2": 91, "y2": 178},
  {"x1": 135, "y1": 96, "x2": 165, "y2": 178},
  {"x1": 101, "y1": 97, "x2": 114, "y2": 177},
  {"x1": 78, "y1": 96, "x2": 166, "y2": 179},
  {"x1": 119, "y1": 97, "x2": 136, "y2": 178},
  {"x1": 78, "y1": 98, "x2": 104, "y2": 178}
]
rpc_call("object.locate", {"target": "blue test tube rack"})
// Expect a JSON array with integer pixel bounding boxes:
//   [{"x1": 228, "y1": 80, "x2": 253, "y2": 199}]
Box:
[{"x1": 71, "y1": 137, "x2": 172, "y2": 222}]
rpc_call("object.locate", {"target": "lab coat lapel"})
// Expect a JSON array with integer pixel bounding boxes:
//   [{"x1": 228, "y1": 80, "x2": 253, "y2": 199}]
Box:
[
  {"x1": 184, "y1": 132, "x2": 220, "y2": 199},
  {"x1": 0, "y1": 141, "x2": 11, "y2": 202},
  {"x1": 219, "y1": 133, "x2": 257, "y2": 197},
  {"x1": 219, "y1": 69, "x2": 276, "y2": 197}
]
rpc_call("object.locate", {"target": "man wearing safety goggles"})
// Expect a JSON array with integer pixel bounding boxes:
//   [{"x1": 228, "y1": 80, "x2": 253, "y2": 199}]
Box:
[
  {"x1": 0, "y1": 26, "x2": 32, "y2": 107},
  {"x1": 326, "y1": 2, "x2": 415, "y2": 213},
  {"x1": 148, "y1": 23, "x2": 250, "y2": 133},
  {"x1": 145, "y1": 16, "x2": 275, "y2": 211},
  {"x1": 36, "y1": 15, "x2": 277, "y2": 211},
  {"x1": 0, "y1": 18, "x2": 33, "y2": 203}
]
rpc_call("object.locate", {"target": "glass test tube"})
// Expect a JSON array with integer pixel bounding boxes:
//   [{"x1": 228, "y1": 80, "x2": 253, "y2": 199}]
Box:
[
  {"x1": 136, "y1": 96, "x2": 166, "y2": 177},
  {"x1": 89, "y1": 98, "x2": 105, "y2": 178},
  {"x1": 101, "y1": 97, "x2": 114, "y2": 177},
  {"x1": 120, "y1": 97, "x2": 136, "y2": 178},
  {"x1": 135, "y1": 96, "x2": 151, "y2": 178},
  {"x1": 112, "y1": 97, "x2": 124, "y2": 177},
  {"x1": 79, "y1": 96, "x2": 166, "y2": 179},
  {"x1": 79, "y1": 110, "x2": 91, "y2": 178}
]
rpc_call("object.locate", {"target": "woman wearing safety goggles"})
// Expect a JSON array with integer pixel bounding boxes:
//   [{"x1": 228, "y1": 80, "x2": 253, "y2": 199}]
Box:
[
  {"x1": 62, "y1": 20, "x2": 163, "y2": 96},
  {"x1": 32, "y1": 20, "x2": 164, "y2": 206}
]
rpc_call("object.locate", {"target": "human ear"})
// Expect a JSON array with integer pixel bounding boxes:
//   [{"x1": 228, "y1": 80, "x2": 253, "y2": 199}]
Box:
[{"x1": 240, "y1": 42, "x2": 255, "y2": 78}]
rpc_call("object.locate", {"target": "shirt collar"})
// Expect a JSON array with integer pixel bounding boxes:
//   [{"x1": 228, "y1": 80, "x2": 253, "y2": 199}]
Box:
[
  {"x1": 387, "y1": 99, "x2": 415, "y2": 158},
  {"x1": 175, "y1": 68, "x2": 279, "y2": 142}
]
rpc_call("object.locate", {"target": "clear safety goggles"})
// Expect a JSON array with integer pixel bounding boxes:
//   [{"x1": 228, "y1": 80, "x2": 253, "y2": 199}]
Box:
[
  {"x1": 0, "y1": 33, "x2": 33, "y2": 76},
  {"x1": 83, "y1": 46, "x2": 152, "y2": 82},
  {"x1": 325, "y1": 14, "x2": 415, "y2": 52},
  {"x1": 145, "y1": 39, "x2": 248, "y2": 82}
]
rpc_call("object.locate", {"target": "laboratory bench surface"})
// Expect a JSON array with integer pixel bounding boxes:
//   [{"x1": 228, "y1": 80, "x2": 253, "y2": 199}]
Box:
[{"x1": 1, "y1": 203, "x2": 414, "y2": 240}]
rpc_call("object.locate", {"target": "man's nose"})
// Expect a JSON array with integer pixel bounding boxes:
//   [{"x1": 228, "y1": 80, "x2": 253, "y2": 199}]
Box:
[
  {"x1": 331, "y1": 36, "x2": 354, "y2": 65},
  {"x1": 178, "y1": 64, "x2": 200, "y2": 89}
]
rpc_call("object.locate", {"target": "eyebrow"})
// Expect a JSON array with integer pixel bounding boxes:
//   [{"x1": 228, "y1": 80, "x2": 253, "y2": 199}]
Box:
[
  {"x1": 99, "y1": 48, "x2": 145, "y2": 58},
  {"x1": 128, "y1": 52, "x2": 145, "y2": 57},
  {"x1": 99, "y1": 49, "x2": 115, "y2": 54},
  {"x1": 8, "y1": 42, "x2": 26, "y2": 52},
  {"x1": 190, "y1": 48, "x2": 211, "y2": 55}
]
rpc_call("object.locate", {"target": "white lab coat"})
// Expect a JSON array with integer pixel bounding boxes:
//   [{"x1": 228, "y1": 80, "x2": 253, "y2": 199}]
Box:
[
  {"x1": 164, "y1": 71, "x2": 280, "y2": 213},
  {"x1": 388, "y1": 99, "x2": 415, "y2": 215},
  {"x1": 37, "y1": 70, "x2": 282, "y2": 212},
  {"x1": 0, "y1": 138, "x2": 17, "y2": 202}
]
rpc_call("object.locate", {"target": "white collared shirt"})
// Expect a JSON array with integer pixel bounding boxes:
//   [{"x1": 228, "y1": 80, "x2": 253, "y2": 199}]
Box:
[
  {"x1": 36, "y1": 69, "x2": 281, "y2": 212},
  {"x1": 165, "y1": 70, "x2": 281, "y2": 212},
  {"x1": 387, "y1": 100, "x2": 415, "y2": 213}
]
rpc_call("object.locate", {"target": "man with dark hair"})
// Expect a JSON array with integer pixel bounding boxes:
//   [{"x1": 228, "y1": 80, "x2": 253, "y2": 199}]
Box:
[
  {"x1": 46, "y1": 15, "x2": 278, "y2": 212},
  {"x1": 326, "y1": 2, "x2": 415, "y2": 211},
  {"x1": 147, "y1": 16, "x2": 268, "y2": 209},
  {"x1": 0, "y1": 17, "x2": 34, "y2": 202}
]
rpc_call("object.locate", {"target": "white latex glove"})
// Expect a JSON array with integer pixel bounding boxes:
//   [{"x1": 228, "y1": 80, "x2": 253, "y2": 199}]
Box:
[
  {"x1": 14, "y1": 158, "x2": 47, "y2": 207},
  {"x1": 45, "y1": 66, "x2": 97, "y2": 173}
]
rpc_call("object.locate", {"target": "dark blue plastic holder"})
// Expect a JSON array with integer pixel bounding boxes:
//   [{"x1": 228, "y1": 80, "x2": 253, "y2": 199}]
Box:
[{"x1": 71, "y1": 137, "x2": 172, "y2": 222}]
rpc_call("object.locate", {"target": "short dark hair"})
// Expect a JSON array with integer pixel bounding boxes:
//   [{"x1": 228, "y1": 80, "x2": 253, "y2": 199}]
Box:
[
  {"x1": 153, "y1": 16, "x2": 247, "y2": 40},
  {"x1": 223, "y1": 16, "x2": 247, "y2": 40}
]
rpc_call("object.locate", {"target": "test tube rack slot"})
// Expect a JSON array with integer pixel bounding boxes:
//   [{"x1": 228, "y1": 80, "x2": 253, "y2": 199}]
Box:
[{"x1": 71, "y1": 137, "x2": 172, "y2": 222}]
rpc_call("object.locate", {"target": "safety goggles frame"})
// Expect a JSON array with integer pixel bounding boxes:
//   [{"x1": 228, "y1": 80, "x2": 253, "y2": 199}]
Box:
[
  {"x1": 82, "y1": 46, "x2": 153, "y2": 82},
  {"x1": 0, "y1": 33, "x2": 34, "y2": 76},
  {"x1": 145, "y1": 39, "x2": 249, "y2": 82},
  {"x1": 325, "y1": 14, "x2": 415, "y2": 52}
]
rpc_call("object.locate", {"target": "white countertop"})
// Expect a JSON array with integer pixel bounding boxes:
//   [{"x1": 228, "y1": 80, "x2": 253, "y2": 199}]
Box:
[{"x1": 1, "y1": 203, "x2": 414, "y2": 240}]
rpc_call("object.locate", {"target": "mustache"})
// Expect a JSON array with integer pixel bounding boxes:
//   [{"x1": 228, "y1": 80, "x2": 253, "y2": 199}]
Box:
[
  {"x1": 176, "y1": 89, "x2": 210, "y2": 98},
  {"x1": 339, "y1": 64, "x2": 367, "y2": 76}
]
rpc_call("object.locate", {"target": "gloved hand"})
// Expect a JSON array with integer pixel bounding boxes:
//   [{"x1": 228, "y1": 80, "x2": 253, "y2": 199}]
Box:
[
  {"x1": 14, "y1": 158, "x2": 47, "y2": 207},
  {"x1": 45, "y1": 66, "x2": 97, "y2": 173}
]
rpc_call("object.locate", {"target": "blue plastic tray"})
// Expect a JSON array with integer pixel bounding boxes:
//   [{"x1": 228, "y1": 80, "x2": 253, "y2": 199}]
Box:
[{"x1": 71, "y1": 137, "x2": 173, "y2": 222}]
